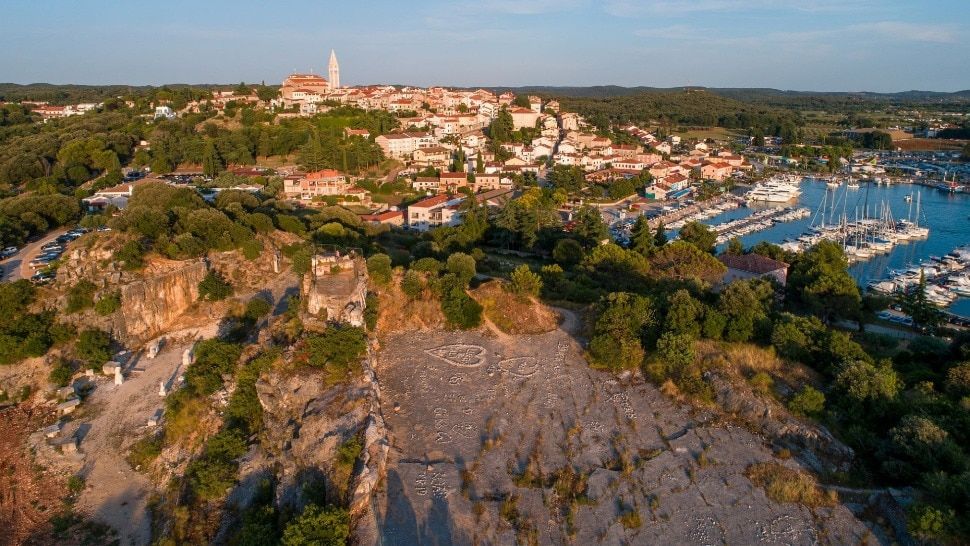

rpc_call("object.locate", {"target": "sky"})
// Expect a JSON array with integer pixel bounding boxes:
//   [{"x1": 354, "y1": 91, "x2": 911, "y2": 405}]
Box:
[{"x1": 2, "y1": 0, "x2": 968, "y2": 92}]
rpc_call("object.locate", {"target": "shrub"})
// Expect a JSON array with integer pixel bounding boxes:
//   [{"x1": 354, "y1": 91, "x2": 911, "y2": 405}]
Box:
[
  {"x1": 127, "y1": 433, "x2": 163, "y2": 470},
  {"x1": 508, "y1": 265, "x2": 542, "y2": 298},
  {"x1": 304, "y1": 326, "x2": 367, "y2": 381},
  {"x1": 908, "y1": 503, "x2": 955, "y2": 542},
  {"x1": 65, "y1": 280, "x2": 97, "y2": 314},
  {"x1": 438, "y1": 275, "x2": 482, "y2": 329},
  {"x1": 410, "y1": 257, "x2": 443, "y2": 274},
  {"x1": 243, "y1": 296, "x2": 272, "y2": 322},
  {"x1": 787, "y1": 386, "x2": 825, "y2": 417},
  {"x1": 240, "y1": 238, "x2": 263, "y2": 260},
  {"x1": 281, "y1": 504, "x2": 350, "y2": 546},
  {"x1": 401, "y1": 270, "x2": 424, "y2": 299},
  {"x1": 114, "y1": 240, "x2": 146, "y2": 270},
  {"x1": 183, "y1": 339, "x2": 242, "y2": 395},
  {"x1": 364, "y1": 293, "x2": 379, "y2": 331},
  {"x1": 186, "y1": 429, "x2": 247, "y2": 500},
  {"x1": 198, "y1": 270, "x2": 234, "y2": 301},
  {"x1": 67, "y1": 475, "x2": 85, "y2": 495},
  {"x1": 749, "y1": 372, "x2": 775, "y2": 397},
  {"x1": 94, "y1": 291, "x2": 122, "y2": 316},
  {"x1": 446, "y1": 252, "x2": 477, "y2": 285},
  {"x1": 48, "y1": 358, "x2": 74, "y2": 387},
  {"x1": 618, "y1": 508, "x2": 642, "y2": 529},
  {"x1": 75, "y1": 329, "x2": 111, "y2": 370},
  {"x1": 366, "y1": 254, "x2": 392, "y2": 285}
]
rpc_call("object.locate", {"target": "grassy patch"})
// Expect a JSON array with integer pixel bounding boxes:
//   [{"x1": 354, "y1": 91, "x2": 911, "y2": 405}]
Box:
[
  {"x1": 745, "y1": 462, "x2": 837, "y2": 507},
  {"x1": 127, "y1": 433, "x2": 164, "y2": 471}
]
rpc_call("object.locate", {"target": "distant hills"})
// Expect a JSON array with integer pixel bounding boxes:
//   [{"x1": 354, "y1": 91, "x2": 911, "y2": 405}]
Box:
[
  {"x1": 2, "y1": 81, "x2": 968, "y2": 109},
  {"x1": 486, "y1": 85, "x2": 970, "y2": 103}
]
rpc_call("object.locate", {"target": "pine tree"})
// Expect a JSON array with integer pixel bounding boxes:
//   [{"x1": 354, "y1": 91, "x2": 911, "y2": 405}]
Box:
[
  {"x1": 654, "y1": 221, "x2": 668, "y2": 247},
  {"x1": 202, "y1": 140, "x2": 222, "y2": 177},
  {"x1": 629, "y1": 216, "x2": 655, "y2": 256},
  {"x1": 476, "y1": 152, "x2": 484, "y2": 173}
]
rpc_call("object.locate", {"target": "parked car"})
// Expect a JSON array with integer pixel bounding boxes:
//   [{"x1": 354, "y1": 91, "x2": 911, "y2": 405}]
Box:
[
  {"x1": 0, "y1": 246, "x2": 18, "y2": 259},
  {"x1": 30, "y1": 271, "x2": 55, "y2": 284}
]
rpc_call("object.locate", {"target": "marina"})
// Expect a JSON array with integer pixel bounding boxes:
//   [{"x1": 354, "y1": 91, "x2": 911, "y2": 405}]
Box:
[{"x1": 668, "y1": 178, "x2": 970, "y2": 316}]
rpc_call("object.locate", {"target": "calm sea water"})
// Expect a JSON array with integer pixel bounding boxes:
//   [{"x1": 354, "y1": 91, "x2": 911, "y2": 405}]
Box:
[{"x1": 700, "y1": 180, "x2": 970, "y2": 316}]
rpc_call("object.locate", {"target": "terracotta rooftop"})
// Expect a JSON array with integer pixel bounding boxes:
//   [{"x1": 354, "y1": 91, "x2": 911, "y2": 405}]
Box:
[{"x1": 719, "y1": 253, "x2": 788, "y2": 275}]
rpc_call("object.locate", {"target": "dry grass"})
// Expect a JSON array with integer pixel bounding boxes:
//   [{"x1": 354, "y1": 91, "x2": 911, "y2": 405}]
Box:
[
  {"x1": 745, "y1": 462, "x2": 838, "y2": 507},
  {"x1": 374, "y1": 271, "x2": 445, "y2": 334},
  {"x1": 695, "y1": 340, "x2": 820, "y2": 389},
  {"x1": 470, "y1": 281, "x2": 560, "y2": 335}
]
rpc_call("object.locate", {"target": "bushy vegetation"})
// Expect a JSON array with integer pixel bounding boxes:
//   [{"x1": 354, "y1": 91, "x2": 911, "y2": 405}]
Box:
[
  {"x1": 198, "y1": 270, "x2": 234, "y2": 301},
  {"x1": 303, "y1": 326, "x2": 367, "y2": 383},
  {"x1": 0, "y1": 280, "x2": 73, "y2": 365}
]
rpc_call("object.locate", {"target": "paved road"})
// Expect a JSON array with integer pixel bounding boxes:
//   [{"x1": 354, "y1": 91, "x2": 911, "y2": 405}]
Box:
[{"x1": 0, "y1": 228, "x2": 70, "y2": 282}]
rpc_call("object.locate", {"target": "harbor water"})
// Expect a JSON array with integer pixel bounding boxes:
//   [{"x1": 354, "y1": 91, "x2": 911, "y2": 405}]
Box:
[{"x1": 701, "y1": 180, "x2": 970, "y2": 316}]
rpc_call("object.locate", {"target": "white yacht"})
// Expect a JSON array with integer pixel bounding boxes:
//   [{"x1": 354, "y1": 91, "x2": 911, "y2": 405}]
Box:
[{"x1": 745, "y1": 178, "x2": 802, "y2": 203}]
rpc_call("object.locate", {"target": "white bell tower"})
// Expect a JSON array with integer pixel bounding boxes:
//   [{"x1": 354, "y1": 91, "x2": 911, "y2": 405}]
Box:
[{"x1": 328, "y1": 49, "x2": 340, "y2": 90}]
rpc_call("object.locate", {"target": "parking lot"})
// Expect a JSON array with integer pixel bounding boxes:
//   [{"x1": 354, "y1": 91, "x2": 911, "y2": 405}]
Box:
[{"x1": 0, "y1": 227, "x2": 95, "y2": 284}]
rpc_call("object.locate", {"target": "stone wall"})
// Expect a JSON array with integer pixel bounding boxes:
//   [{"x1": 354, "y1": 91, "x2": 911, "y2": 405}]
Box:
[{"x1": 301, "y1": 252, "x2": 368, "y2": 327}]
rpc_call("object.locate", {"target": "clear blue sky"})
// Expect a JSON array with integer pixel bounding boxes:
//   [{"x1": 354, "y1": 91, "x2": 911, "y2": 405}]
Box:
[{"x1": 2, "y1": 0, "x2": 968, "y2": 92}]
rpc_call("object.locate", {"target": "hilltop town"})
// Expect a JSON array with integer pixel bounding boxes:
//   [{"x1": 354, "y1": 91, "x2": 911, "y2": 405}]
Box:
[{"x1": 0, "y1": 48, "x2": 969, "y2": 546}]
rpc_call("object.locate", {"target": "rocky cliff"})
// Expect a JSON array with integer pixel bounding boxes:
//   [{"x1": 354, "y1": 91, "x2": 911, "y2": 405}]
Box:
[
  {"x1": 113, "y1": 260, "x2": 208, "y2": 344},
  {"x1": 250, "y1": 344, "x2": 387, "y2": 518}
]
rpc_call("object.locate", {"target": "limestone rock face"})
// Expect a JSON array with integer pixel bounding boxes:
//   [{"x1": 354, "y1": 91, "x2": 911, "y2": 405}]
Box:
[
  {"x1": 114, "y1": 260, "x2": 208, "y2": 343},
  {"x1": 255, "y1": 356, "x2": 386, "y2": 513},
  {"x1": 707, "y1": 372, "x2": 854, "y2": 472}
]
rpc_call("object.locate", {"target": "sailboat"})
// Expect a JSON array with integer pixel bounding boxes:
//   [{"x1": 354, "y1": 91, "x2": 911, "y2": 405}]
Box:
[
  {"x1": 826, "y1": 177, "x2": 840, "y2": 190},
  {"x1": 846, "y1": 178, "x2": 860, "y2": 190}
]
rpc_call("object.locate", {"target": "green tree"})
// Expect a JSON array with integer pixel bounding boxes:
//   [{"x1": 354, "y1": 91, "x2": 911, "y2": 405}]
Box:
[
  {"x1": 725, "y1": 237, "x2": 744, "y2": 256},
  {"x1": 899, "y1": 270, "x2": 944, "y2": 331},
  {"x1": 572, "y1": 205, "x2": 609, "y2": 248},
  {"x1": 438, "y1": 274, "x2": 483, "y2": 329},
  {"x1": 788, "y1": 240, "x2": 860, "y2": 323},
  {"x1": 508, "y1": 265, "x2": 542, "y2": 297},
  {"x1": 678, "y1": 221, "x2": 717, "y2": 254},
  {"x1": 654, "y1": 222, "x2": 668, "y2": 247},
  {"x1": 834, "y1": 359, "x2": 901, "y2": 406},
  {"x1": 656, "y1": 332, "x2": 695, "y2": 375},
  {"x1": 75, "y1": 329, "x2": 111, "y2": 370},
  {"x1": 366, "y1": 254, "x2": 392, "y2": 286},
  {"x1": 401, "y1": 270, "x2": 424, "y2": 299},
  {"x1": 198, "y1": 270, "x2": 234, "y2": 301},
  {"x1": 628, "y1": 215, "x2": 655, "y2": 256},
  {"x1": 665, "y1": 289, "x2": 703, "y2": 339},
  {"x1": 281, "y1": 504, "x2": 350, "y2": 546},
  {"x1": 552, "y1": 238, "x2": 583, "y2": 267},
  {"x1": 587, "y1": 292, "x2": 654, "y2": 371},
  {"x1": 446, "y1": 252, "x2": 476, "y2": 286}
]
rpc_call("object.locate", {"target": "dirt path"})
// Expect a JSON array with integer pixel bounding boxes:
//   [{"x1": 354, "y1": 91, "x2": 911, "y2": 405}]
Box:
[{"x1": 59, "y1": 339, "x2": 194, "y2": 546}]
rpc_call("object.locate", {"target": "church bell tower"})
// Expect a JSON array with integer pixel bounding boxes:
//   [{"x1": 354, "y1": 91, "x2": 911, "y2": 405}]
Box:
[{"x1": 328, "y1": 49, "x2": 340, "y2": 90}]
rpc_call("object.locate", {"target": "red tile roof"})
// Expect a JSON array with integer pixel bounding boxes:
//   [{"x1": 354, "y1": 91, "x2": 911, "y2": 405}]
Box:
[
  {"x1": 719, "y1": 253, "x2": 788, "y2": 274},
  {"x1": 410, "y1": 194, "x2": 451, "y2": 209}
]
